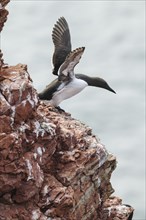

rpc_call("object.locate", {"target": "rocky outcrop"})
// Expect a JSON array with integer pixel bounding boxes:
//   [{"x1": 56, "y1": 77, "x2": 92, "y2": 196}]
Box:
[
  {"x1": 0, "y1": 0, "x2": 134, "y2": 219},
  {"x1": 0, "y1": 0, "x2": 10, "y2": 69},
  {"x1": 0, "y1": 64, "x2": 134, "y2": 220},
  {"x1": 0, "y1": 0, "x2": 10, "y2": 32}
]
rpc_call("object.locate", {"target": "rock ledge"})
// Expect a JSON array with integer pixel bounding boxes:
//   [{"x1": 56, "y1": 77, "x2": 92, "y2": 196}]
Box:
[{"x1": 0, "y1": 64, "x2": 134, "y2": 220}]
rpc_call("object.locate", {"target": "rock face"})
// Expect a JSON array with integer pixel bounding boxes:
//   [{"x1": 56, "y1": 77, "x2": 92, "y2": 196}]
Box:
[
  {"x1": 0, "y1": 64, "x2": 134, "y2": 220},
  {"x1": 0, "y1": 0, "x2": 10, "y2": 69},
  {"x1": 0, "y1": 0, "x2": 10, "y2": 33}
]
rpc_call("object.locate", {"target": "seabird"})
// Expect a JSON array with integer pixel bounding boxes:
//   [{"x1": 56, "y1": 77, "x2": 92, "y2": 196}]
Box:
[
  {"x1": 38, "y1": 17, "x2": 116, "y2": 108},
  {"x1": 39, "y1": 47, "x2": 88, "y2": 107}
]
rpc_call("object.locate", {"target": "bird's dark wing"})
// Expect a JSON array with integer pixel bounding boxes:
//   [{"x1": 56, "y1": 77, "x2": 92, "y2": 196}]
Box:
[
  {"x1": 58, "y1": 47, "x2": 85, "y2": 82},
  {"x1": 38, "y1": 79, "x2": 62, "y2": 100},
  {"x1": 52, "y1": 17, "x2": 72, "y2": 75}
]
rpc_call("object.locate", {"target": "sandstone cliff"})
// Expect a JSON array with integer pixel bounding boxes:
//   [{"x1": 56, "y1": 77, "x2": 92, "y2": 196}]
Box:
[{"x1": 0, "y1": 0, "x2": 134, "y2": 219}]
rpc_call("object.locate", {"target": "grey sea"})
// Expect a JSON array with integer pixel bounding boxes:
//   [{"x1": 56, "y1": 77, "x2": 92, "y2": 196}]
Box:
[{"x1": 1, "y1": 1, "x2": 145, "y2": 219}]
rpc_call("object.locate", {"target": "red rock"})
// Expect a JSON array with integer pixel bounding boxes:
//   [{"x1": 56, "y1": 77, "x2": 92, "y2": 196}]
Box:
[
  {"x1": 0, "y1": 0, "x2": 10, "y2": 33},
  {"x1": 0, "y1": 64, "x2": 134, "y2": 219},
  {"x1": 0, "y1": 93, "x2": 11, "y2": 115},
  {"x1": 0, "y1": 115, "x2": 12, "y2": 133},
  {"x1": 102, "y1": 196, "x2": 134, "y2": 220}
]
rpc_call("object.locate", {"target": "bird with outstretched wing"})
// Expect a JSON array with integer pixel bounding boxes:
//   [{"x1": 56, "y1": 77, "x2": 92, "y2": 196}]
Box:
[{"x1": 38, "y1": 17, "x2": 116, "y2": 109}]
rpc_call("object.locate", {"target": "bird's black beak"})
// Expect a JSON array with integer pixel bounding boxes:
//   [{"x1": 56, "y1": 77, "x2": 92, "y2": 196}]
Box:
[{"x1": 107, "y1": 86, "x2": 116, "y2": 94}]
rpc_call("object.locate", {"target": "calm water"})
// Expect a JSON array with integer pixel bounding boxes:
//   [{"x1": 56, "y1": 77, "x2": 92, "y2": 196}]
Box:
[{"x1": 2, "y1": 1, "x2": 145, "y2": 219}]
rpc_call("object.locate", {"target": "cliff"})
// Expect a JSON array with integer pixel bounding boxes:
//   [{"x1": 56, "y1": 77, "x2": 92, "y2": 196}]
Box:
[
  {"x1": 0, "y1": 64, "x2": 134, "y2": 220},
  {"x1": 0, "y1": 0, "x2": 134, "y2": 219}
]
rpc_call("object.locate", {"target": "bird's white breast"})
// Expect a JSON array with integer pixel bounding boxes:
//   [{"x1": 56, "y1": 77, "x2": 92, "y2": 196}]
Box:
[{"x1": 51, "y1": 77, "x2": 88, "y2": 106}]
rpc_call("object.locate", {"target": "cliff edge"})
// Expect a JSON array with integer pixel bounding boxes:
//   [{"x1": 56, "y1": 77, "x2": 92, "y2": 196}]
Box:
[
  {"x1": 0, "y1": 64, "x2": 134, "y2": 220},
  {"x1": 0, "y1": 0, "x2": 134, "y2": 219}
]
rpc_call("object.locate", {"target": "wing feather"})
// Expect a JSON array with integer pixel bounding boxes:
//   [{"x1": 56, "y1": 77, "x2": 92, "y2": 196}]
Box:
[
  {"x1": 58, "y1": 47, "x2": 85, "y2": 81},
  {"x1": 52, "y1": 17, "x2": 72, "y2": 75}
]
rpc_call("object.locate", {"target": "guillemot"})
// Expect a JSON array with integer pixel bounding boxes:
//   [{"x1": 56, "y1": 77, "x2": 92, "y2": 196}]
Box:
[
  {"x1": 39, "y1": 47, "x2": 88, "y2": 107},
  {"x1": 38, "y1": 17, "x2": 116, "y2": 108}
]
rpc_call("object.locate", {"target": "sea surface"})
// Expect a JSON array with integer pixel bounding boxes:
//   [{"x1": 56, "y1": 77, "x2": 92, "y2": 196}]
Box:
[{"x1": 1, "y1": 1, "x2": 145, "y2": 219}]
